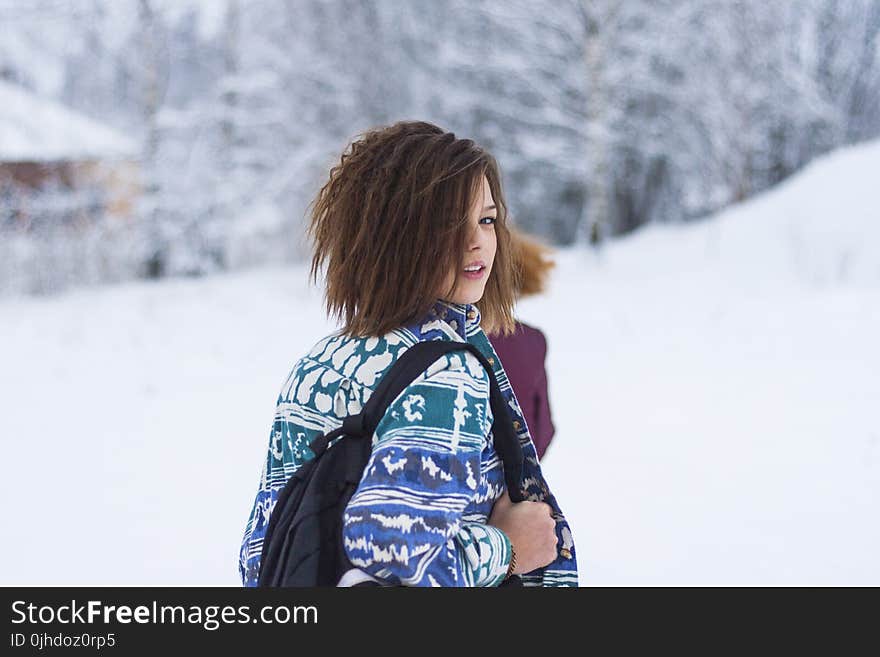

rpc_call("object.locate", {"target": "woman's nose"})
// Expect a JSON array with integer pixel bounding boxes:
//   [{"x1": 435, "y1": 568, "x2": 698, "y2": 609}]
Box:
[{"x1": 468, "y1": 224, "x2": 485, "y2": 250}]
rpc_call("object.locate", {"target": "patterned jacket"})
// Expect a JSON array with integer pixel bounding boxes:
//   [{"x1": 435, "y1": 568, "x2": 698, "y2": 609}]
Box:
[{"x1": 238, "y1": 299, "x2": 578, "y2": 587}]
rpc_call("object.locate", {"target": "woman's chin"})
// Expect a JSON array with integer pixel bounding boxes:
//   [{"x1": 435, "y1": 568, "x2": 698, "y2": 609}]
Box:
[
  {"x1": 442, "y1": 281, "x2": 488, "y2": 305},
  {"x1": 453, "y1": 292, "x2": 484, "y2": 305}
]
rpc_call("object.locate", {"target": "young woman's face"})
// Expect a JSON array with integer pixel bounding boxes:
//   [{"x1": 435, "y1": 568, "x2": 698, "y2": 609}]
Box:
[{"x1": 438, "y1": 174, "x2": 498, "y2": 305}]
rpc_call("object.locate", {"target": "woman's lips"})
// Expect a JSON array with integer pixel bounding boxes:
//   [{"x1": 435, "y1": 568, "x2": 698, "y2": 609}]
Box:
[{"x1": 462, "y1": 265, "x2": 486, "y2": 280}]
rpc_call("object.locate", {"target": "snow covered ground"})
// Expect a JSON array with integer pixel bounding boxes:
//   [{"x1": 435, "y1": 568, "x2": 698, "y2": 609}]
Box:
[{"x1": 1, "y1": 139, "x2": 877, "y2": 586}]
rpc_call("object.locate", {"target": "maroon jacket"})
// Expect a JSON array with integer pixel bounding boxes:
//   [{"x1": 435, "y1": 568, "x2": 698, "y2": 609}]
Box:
[{"x1": 487, "y1": 321, "x2": 556, "y2": 460}]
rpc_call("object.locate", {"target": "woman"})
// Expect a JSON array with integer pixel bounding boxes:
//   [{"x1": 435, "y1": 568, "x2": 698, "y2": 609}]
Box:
[
  {"x1": 238, "y1": 121, "x2": 578, "y2": 587},
  {"x1": 486, "y1": 231, "x2": 557, "y2": 460}
]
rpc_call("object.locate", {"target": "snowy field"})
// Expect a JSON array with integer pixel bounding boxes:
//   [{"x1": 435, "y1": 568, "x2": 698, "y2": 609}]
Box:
[{"x1": 1, "y1": 140, "x2": 878, "y2": 586}]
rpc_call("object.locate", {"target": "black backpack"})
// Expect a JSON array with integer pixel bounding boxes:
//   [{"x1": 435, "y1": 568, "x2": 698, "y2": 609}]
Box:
[{"x1": 257, "y1": 339, "x2": 526, "y2": 587}]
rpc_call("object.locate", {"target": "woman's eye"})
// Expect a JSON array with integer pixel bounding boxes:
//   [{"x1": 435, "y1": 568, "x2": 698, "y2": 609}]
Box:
[{"x1": 480, "y1": 216, "x2": 496, "y2": 225}]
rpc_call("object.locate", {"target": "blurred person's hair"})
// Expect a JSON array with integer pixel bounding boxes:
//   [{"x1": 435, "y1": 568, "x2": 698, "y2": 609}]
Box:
[
  {"x1": 483, "y1": 228, "x2": 557, "y2": 335},
  {"x1": 512, "y1": 229, "x2": 556, "y2": 298},
  {"x1": 307, "y1": 120, "x2": 519, "y2": 338}
]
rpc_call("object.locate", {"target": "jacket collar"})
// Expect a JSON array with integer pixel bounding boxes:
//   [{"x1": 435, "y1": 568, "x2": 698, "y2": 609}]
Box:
[{"x1": 426, "y1": 299, "x2": 481, "y2": 341}]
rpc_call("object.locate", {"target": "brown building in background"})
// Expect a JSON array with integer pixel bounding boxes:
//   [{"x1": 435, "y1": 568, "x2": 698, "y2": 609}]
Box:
[{"x1": 0, "y1": 79, "x2": 140, "y2": 233}]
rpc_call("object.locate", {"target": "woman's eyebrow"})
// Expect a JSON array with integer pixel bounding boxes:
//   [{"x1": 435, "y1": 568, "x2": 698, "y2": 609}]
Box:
[{"x1": 483, "y1": 204, "x2": 497, "y2": 211}]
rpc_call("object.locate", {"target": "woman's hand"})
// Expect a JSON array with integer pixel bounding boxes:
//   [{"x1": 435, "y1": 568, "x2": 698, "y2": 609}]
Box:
[{"x1": 487, "y1": 489, "x2": 558, "y2": 574}]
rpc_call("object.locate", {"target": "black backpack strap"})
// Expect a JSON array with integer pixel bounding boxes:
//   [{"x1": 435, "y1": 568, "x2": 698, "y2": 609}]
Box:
[{"x1": 330, "y1": 340, "x2": 525, "y2": 503}]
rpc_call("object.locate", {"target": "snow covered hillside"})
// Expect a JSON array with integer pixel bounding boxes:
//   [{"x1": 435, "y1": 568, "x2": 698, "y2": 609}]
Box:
[{"x1": 1, "y1": 140, "x2": 877, "y2": 585}]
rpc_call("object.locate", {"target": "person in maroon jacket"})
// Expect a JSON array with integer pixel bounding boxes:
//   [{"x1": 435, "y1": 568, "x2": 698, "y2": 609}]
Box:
[{"x1": 486, "y1": 229, "x2": 557, "y2": 460}]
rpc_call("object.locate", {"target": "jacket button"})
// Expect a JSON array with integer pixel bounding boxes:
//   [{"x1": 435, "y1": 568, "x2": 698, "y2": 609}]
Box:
[
  {"x1": 467, "y1": 310, "x2": 476, "y2": 320},
  {"x1": 513, "y1": 420, "x2": 521, "y2": 430},
  {"x1": 488, "y1": 357, "x2": 495, "y2": 366}
]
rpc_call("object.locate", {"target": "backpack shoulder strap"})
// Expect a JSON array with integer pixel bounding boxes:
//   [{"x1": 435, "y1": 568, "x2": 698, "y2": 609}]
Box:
[{"x1": 357, "y1": 340, "x2": 526, "y2": 502}]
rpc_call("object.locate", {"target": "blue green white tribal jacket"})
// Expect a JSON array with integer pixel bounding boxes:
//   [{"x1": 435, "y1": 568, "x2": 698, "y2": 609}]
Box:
[{"x1": 238, "y1": 299, "x2": 578, "y2": 587}]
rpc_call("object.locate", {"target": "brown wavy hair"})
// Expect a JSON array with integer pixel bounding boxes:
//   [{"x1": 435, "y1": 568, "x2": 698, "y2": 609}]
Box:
[{"x1": 307, "y1": 120, "x2": 518, "y2": 338}]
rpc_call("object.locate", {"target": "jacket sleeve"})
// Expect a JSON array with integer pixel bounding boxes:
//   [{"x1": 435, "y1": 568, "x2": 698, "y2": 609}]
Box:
[
  {"x1": 342, "y1": 349, "x2": 512, "y2": 587},
  {"x1": 456, "y1": 520, "x2": 514, "y2": 587}
]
